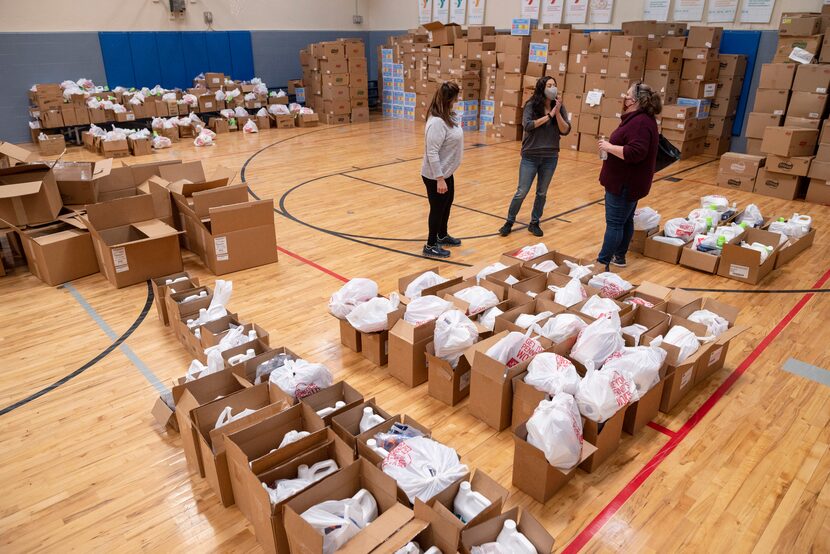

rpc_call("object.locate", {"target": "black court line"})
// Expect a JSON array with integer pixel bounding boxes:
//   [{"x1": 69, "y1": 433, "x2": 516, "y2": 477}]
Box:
[
  {"x1": 0, "y1": 281, "x2": 154, "y2": 417},
  {"x1": 679, "y1": 287, "x2": 830, "y2": 294}
]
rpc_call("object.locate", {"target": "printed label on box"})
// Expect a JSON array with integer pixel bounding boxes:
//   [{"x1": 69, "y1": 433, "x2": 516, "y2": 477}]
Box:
[
  {"x1": 680, "y1": 367, "x2": 694, "y2": 389},
  {"x1": 729, "y1": 264, "x2": 750, "y2": 279},
  {"x1": 214, "y1": 236, "x2": 229, "y2": 261},
  {"x1": 112, "y1": 247, "x2": 129, "y2": 273},
  {"x1": 460, "y1": 370, "x2": 471, "y2": 391},
  {"x1": 296, "y1": 88, "x2": 306, "y2": 103},
  {"x1": 704, "y1": 83, "x2": 717, "y2": 97},
  {"x1": 708, "y1": 346, "x2": 724, "y2": 366},
  {"x1": 529, "y1": 43, "x2": 549, "y2": 64}
]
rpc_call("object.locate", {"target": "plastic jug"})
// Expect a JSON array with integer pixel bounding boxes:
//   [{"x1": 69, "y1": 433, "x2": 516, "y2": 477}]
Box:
[
  {"x1": 453, "y1": 481, "x2": 492, "y2": 523},
  {"x1": 496, "y1": 520, "x2": 536, "y2": 554},
  {"x1": 279, "y1": 429, "x2": 311, "y2": 448},
  {"x1": 316, "y1": 400, "x2": 346, "y2": 418},
  {"x1": 165, "y1": 276, "x2": 188, "y2": 285},
  {"x1": 395, "y1": 544, "x2": 442, "y2": 554},
  {"x1": 791, "y1": 213, "x2": 811, "y2": 235},
  {"x1": 359, "y1": 407, "x2": 385, "y2": 433},
  {"x1": 298, "y1": 459, "x2": 338, "y2": 482},
  {"x1": 246, "y1": 330, "x2": 258, "y2": 341},
  {"x1": 367, "y1": 439, "x2": 388, "y2": 459},
  {"x1": 423, "y1": 547, "x2": 441, "y2": 554},
  {"x1": 182, "y1": 291, "x2": 208, "y2": 303},
  {"x1": 227, "y1": 348, "x2": 255, "y2": 366},
  {"x1": 350, "y1": 488, "x2": 379, "y2": 523}
]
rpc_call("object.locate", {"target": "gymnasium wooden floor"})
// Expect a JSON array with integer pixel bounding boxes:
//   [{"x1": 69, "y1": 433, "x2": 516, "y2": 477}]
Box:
[{"x1": 1, "y1": 116, "x2": 829, "y2": 553}]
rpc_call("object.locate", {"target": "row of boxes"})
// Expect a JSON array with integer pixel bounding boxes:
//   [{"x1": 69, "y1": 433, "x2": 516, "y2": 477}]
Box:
[{"x1": 301, "y1": 39, "x2": 370, "y2": 125}]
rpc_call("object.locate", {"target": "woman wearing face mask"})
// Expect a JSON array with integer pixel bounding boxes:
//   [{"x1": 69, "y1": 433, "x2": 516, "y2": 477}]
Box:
[
  {"x1": 596, "y1": 82, "x2": 661, "y2": 270},
  {"x1": 498, "y1": 76, "x2": 570, "y2": 238}
]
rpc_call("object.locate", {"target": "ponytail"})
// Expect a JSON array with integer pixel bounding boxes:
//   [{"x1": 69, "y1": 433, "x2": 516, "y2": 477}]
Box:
[
  {"x1": 428, "y1": 81, "x2": 460, "y2": 127},
  {"x1": 633, "y1": 82, "x2": 662, "y2": 116}
]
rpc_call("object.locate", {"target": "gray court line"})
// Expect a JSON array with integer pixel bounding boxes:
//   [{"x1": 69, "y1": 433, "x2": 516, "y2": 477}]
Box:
[
  {"x1": 64, "y1": 284, "x2": 168, "y2": 394},
  {"x1": 782, "y1": 358, "x2": 830, "y2": 387}
]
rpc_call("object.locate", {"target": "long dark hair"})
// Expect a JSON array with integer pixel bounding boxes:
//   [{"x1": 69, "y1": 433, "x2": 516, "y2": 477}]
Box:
[
  {"x1": 631, "y1": 81, "x2": 662, "y2": 116},
  {"x1": 428, "y1": 81, "x2": 460, "y2": 127},
  {"x1": 527, "y1": 76, "x2": 556, "y2": 118}
]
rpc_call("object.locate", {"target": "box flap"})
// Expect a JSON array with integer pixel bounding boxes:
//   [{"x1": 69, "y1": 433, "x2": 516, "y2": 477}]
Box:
[
  {"x1": 159, "y1": 160, "x2": 207, "y2": 184},
  {"x1": 210, "y1": 199, "x2": 275, "y2": 234},
  {"x1": 0, "y1": 141, "x2": 34, "y2": 164},
  {"x1": 85, "y1": 194, "x2": 158, "y2": 231},
  {"x1": 634, "y1": 281, "x2": 673, "y2": 300},
  {"x1": 0, "y1": 179, "x2": 43, "y2": 199}
]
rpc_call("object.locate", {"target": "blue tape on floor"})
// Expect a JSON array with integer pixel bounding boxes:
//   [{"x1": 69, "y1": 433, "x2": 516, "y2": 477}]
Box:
[
  {"x1": 64, "y1": 284, "x2": 168, "y2": 394},
  {"x1": 782, "y1": 358, "x2": 830, "y2": 387}
]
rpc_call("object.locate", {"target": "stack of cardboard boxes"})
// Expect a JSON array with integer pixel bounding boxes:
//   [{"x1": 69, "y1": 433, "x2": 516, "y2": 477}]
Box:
[{"x1": 300, "y1": 39, "x2": 369, "y2": 125}]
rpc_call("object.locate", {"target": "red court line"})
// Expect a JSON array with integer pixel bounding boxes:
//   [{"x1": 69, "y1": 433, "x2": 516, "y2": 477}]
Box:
[
  {"x1": 277, "y1": 246, "x2": 349, "y2": 283},
  {"x1": 562, "y1": 267, "x2": 830, "y2": 554},
  {"x1": 646, "y1": 421, "x2": 676, "y2": 437}
]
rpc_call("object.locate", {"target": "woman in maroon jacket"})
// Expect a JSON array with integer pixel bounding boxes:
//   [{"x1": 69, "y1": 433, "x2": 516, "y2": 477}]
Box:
[{"x1": 596, "y1": 82, "x2": 661, "y2": 270}]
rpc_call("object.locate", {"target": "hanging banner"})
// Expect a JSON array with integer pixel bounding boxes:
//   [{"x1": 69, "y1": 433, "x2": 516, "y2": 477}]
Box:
[
  {"x1": 521, "y1": 0, "x2": 541, "y2": 19},
  {"x1": 541, "y1": 0, "x2": 565, "y2": 24},
  {"x1": 673, "y1": 0, "x2": 705, "y2": 21},
  {"x1": 564, "y1": 0, "x2": 588, "y2": 23},
  {"x1": 740, "y1": 0, "x2": 775, "y2": 23},
  {"x1": 589, "y1": 0, "x2": 614, "y2": 23},
  {"x1": 418, "y1": 0, "x2": 434, "y2": 24},
  {"x1": 468, "y1": 0, "x2": 486, "y2": 24},
  {"x1": 450, "y1": 0, "x2": 467, "y2": 24},
  {"x1": 434, "y1": 0, "x2": 450, "y2": 23},
  {"x1": 708, "y1": 0, "x2": 739, "y2": 22},
  {"x1": 643, "y1": 0, "x2": 671, "y2": 20}
]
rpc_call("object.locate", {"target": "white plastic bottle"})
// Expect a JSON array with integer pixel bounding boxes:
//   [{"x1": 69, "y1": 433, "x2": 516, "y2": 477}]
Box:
[
  {"x1": 279, "y1": 429, "x2": 311, "y2": 448},
  {"x1": 423, "y1": 547, "x2": 442, "y2": 554},
  {"x1": 183, "y1": 290, "x2": 208, "y2": 303},
  {"x1": 246, "y1": 329, "x2": 258, "y2": 341},
  {"x1": 359, "y1": 407, "x2": 385, "y2": 432},
  {"x1": 297, "y1": 459, "x2": 338, "y2": 482},
  {"x1": 367, "y1": 439, "x2": 388, "y2": 459},
  {"x1": 496, "y1": 520, "x2": 537, "y2": 554},
  {"x1": 165, "y1": 276, "x2": 188, "y2": 285},
  {"x1": 351, "y1": 488, "x2": 379, "y2": 524},
  {"x1": 316, "y1": 400, "x2": 346, "y2": 418},
  {"x1": 453, "y1": 481, "x2": 492, "y2": 523},
  {"x1": 227, "y1": 348, "x2": 255, "y2": 366}
]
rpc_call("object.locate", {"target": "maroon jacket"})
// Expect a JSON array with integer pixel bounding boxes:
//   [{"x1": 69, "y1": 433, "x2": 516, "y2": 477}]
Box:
[{"x1": 599, "y1": 109, "x2": 659, "y2": 201}]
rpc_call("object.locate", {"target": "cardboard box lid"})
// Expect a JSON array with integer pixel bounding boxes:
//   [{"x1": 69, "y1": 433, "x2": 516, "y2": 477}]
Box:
[{"x1": 0, "y1": 141, "x2": 34, "y2": 165}]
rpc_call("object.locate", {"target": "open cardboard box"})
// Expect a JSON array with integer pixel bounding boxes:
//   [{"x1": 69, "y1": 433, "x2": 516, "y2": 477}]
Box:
[
  {"x1": 672, "y1": 296, "x2": 745, "y2": 382},
  {"x1": 619, "y1": 305, "x2": 670, "y2": 346},
  {"x1": 1, "y1": 213, "x2": 99, "y2": 286},
  {"x1": 623, "y1": 369, "x2": 668, "y2": 435},
  {"x1": 52, "y1": 159, "x2": 113, "y2": 205},
  {"x1": 570, "y1": 294, "x2": 633, "y2": 322},
  {"x1": 0, "y1": 140, "x2": 34, "y2": 168},
  {"x1": 460, "y1": 506, "x2": 554, "y2": 554},
  {"x1": 200, "y1": 316, "x2": 270, "y2": 352},
  {"x1": 621, "y1": 281, "x2": 672, "y2": 312},
  {"x1": 388, "y1": 306, "x2": 434, "y2": 388},
  {"x1": 355, "y1": 415, "x2": 432, "y2": 467},
  {"x1": 376, "y1": 500, "x2": 461, "y2": 554},
  {"x1": 493, "y1": 295, "x2": 571, "y2": 334},
  {"x1": 500, "y1": 244, "x2": 554, "y2": 266},
  {"x1": 426, "y1": 341, "x2": 472, "y2": 406},
  {"x1": 398, "y1": 266, "x2": 462, "y2": 304},
  {"x1": 190, "y1": 383, "x2": 293, "y2": 506},
  {"x1": 331, "y1": 399, "x2": 394, "y2": 452},
  {"x1": 283, "y1": 458, "x2": 414, "y2": 553},
  {"x1": 244, "y1": 430, "x2": 355, "y2": 554},
  {"x1": 466, "y1": 330, "x2": 553, "y2": 431},
  {"x1": 150, "y1": 272, "x2": 199, "y2": 326},
  {"x1": 83, "y1": 194, "x2": 182, "y2": 288},
  {"x1": 220, "y1": 338, "x2": 272, "y2": 371},
  {"x1": 580, "y1": 404, "x2": 627, "y2": 473},
  {"x1": 166, "y1": 285, "x2": 213, "y2": 345},
  {"x1": 679, "y1": 228, "x2": 745, "y2": 274},
  {"x1": 485, "y1": 264, "x2": 544, "y2": 289},
  {"x1": 300, "y1": 380, "x2": 365, "y2": 427},
  {"x1": 171, "y1": 368, "x2": 251, "y2": 475},
  {"x1": 0, "y1": 163, "x2": 62, "y2": 228},
  {"x1": 456, "y1": 257, "x2": 521, "y2": 282},
  {"x1": 521, "y1": 250, "x2": 581, "y2": 276},
  {"x1": 361, "y1": 328, "x2": 390, "y2": 366},
  {"x1": 764, "y1": 218, "x2": 816, "y2": 268},
  {"x1": 716, "y1": 227, "x2": 782, "y2": 284},
  {"x1": 337, "y1": 317, "x2": 362, "y2": 352},
  {"x1": 237, "y1": 346, "x2": 302, "y2": 388},
  {"x1": 644, "y1": 231, "x2": 691, "y2": 264},
  {"x1": 441, "y1": 278, "x2": 506, "y2": 317}
]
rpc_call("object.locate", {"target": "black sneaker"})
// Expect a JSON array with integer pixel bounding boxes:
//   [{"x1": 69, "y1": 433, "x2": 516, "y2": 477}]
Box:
[
  {"x1": 597, "y1": 260, "x2": 611, "y2": 272},
  {"x1": 498, "y1": 222, "x2": 513, "y2": 237},
  {"x1": 528, "y1": 223, "x2": 544, "y2": 237},
  {"x1": 611, "y1": 256, "x2": 627, "y2": 268},
  {"x1": 423, "y1": 244, "x2": 451, "y2": 258},
  {"x1": 437, "y1": 234, "x2": 462, "y2": 247}
]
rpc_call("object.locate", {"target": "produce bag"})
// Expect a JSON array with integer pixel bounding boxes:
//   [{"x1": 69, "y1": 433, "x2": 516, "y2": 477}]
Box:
[
  {"x1": 663, "y1": 325, "x2": 708, "y2": 363},
  {"x1": 587, "y1": 272, "x2": 632, "y2": 298},
  {"x1": 563, "y1": 260, "x2": 595, "y2": 280},
  {"x1": 512, "y1": 243, "x2": 548, "y2": 261},
  {"x1": 548, "y1": 277, "x2": 586, "y2": 307},
  {"x1": 243, "y1": 119, "x2": 258, "y2": 133},
  {"x1": 601, "y1": 342, "x2": 666, "y2": 401},
  {"x1": 531, "y1": 260, "x2": 558, "y2": 273},
  {"x1": 633, "y1": 207, "x2": 660, "y2": 230},
  {"x1": 478, "y1": 306, "x2": 503, "y2": 332},
  {"x1": 687, "y1": 309, "x2": 729, "y2": 336},
  {"x1": 579, "y1": 295, "x2": 622, "y2": 319},
  {"x1": 514, "y1": 311, "x2": 553, "y2": 330},
  {"x1": 475, "y1": 262, "x2": 507, "y2": 284},
  {"x1": 453, "y1": 286, "x2": 499, "y2": 315},
  {"x1": 737, "y1": 204, "x2": 763, "y2": 227},
  {"x1": 300, "y1": 489, "x2": 379, "y2": 554}
]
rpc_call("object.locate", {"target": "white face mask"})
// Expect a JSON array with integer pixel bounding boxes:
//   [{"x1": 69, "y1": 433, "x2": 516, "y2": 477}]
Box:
[{"x1": 544, "y1": 86, "x2": 558, "y2": 100}]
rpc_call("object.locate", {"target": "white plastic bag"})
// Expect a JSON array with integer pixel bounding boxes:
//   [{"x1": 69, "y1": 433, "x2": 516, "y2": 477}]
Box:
[
  {"x1": 525, "y1": 352, "x2": 580, "y2": 395},
  {"x1": 737, "y1": 204, "x2": 763, "y2": 227},
  {"x1": 256, "y1": 107, "x2": 269, "y2": 117},
  {"x1": 741, "y1": 241, "x2": 773, "y2": 263},
  {"x1": 688, "y1": 208, "x2": 719, "y2": 223},
  {"x1": 580, "y1": 295, "x2": 622, "y2": 319},
  {"x1": 687, "y1": 309, "x2": 729, "y2": 337},
  {"x1": 564, "y1": 260, "x2": 595, "y2": 280},
  {"x1": 633, "y1": 207, "x2": 660, "y2": 230},
  {"x1": 268, "y1": 103, "x2": 291, "y2": 115},
  {"x1": 184, "y1": 349, "x2": 224, "y2": 382},
  {"x1": 234, "y1": 106, "x2": 249, "y2": 118},
  {"x1": 531, "y1": 260, "x2": 558, "y2": 273},
  {"x1": 194, "y1": 129, "x2": 214, "y2": 147},
  {"x1": 601, "y1": 342, "x2": 666, "y2": 401},
  {"x1": 152, "y1": 135, "x2": 172, "y2": 149},
  {"x1": 526, "y1": 394, "x2": 584, "y2": 469},
  {"x1": 621, "y1": 323, "x2": 649, "y2": 346},
  {"x1": 701, "y1": 195, "x2": 729, "y2": 212},
  {"x1": 664, "y1": 218, "x2": 697, "y2": 239},
  {"x1": 269, "y1": 359, "x2": 334, "y2": 399},
  {"x1": 475, "y1": 262, "x2": 508, "y2": 284},
  {"x1": 512, "y1": 243, "x2": 548, "y2": 261},
  {"x1": 215, "y1": 406, "x2": 257, "y2": 429},
  {"x1": 403, "y1": 295, "x2": 452, "y2": 325},
  {"x1": 576, "y1": 367, "x2": 636, "y2": 422},
  {"x1": 243, "y1": 119, "x2": 259, "y2": 133},
  {"x1": 434, "y1": 310, "x2": 479, "y2": 367},
  {"x1": 346, "y1": 293, "x2": 401, "y2": 332},
  {"x1": 301, "y1": 489, "x2": 378, "y2": 554},
  {"x1": 663, "y1": 326, "x2": 707, "y2": 363},
  {"x1": 514, "y1": 311, "x2": 553, "y2": 330},
  {"x1": 404, "y1": 271, "x2": 448, "y2": 299},
  {"x1": 532, "y1": 313, "x2": 587, "y2": 343},
  {"x1": 484, "y1": 330, "x2": 544, "y2": 368},
  {"x1": 453, "y1": 286, "x2": 499, "y2": 315},
  {"x1": 329, "y1": 278, "x2": 379, "y2": 319},
  {"x1": 380, "y1": 437, "x2": 468, "y2": 504},
  {"x1": 478, "y1": 306, "x2": 503, "y2": 332},
  {"x1": 548, "y1": 277, "x2": 586, "y2": 307},
  {"x1": 588, "y1": 272, "x2": 633, "y2": 298},
  {"x1": 570, "y1": 313, "x2": 624, "y2": 371}
]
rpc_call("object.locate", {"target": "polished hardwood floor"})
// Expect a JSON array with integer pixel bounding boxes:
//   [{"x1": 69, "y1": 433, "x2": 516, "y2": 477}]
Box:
[{"x1": 1, "y1": 116, "x2": 828, "y2": 553}]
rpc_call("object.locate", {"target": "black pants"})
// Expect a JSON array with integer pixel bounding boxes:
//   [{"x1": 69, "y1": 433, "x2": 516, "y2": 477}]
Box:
[{"x1": 422, "y1": 174, "x2": 455, "y2": 246}]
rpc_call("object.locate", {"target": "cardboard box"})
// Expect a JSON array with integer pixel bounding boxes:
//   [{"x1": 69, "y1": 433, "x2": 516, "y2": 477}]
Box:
[
  {"x1": 806, "y1": 178, "x2": 830, "y2": 204},
  {"x1": 607, "y1": 57, "x2": 644, "y2": 80},
  {"x1": 679, "y1": 231, "x2": 742, "y2": 274},
  {"x1": 580, "y1": 407, "x2": 626, "y2": 473},
  {"x1": 300, "y1": 380, "x2": 365, "y2": 428},
  {"x1": 753, "y1": 89, "x2": 790, "y2": 115},
  {"x1": 679, "y1": 79, "x2": 718, "y2": 99},
  {"x1": 150, "y1": 272, "x2": 198, "y2": 325},
  {"x1": 646, "y1": 48, "x2": 683, "y2": 72},
  {"x1": 623, "y1": 378, "x2": 666, "y2": 435},
  {"x1": 643, "y1": 232, "x2": 690, "y2": 264},
  {"x1": 715, "y1": 76, "x2": 744, "y2": 99},
  {"x1": 37, "y1": 134, "x2": 65, "y2": 156},
  {"x1": 687, "y1": 26, "x2": 722, "y2": 49},
  {"x1": 780, "y1": 15, "x2": 821, "y2": 36},
  {"x1": 718, "y1": 54, "x2": 747, "y2": 77},
  {"x1": 205, "y1": 72, "x2": 225, "y2": 88},
  {"x1": 672, "y1": 296, "x2": 745, "y2": 381},
  {"x1": 360, "y1": 328, "x2": 389, "y2": 366},
  {"x1": 766, "y1": 154, "x2": 813, "y2": 177},
  {"x1": 609, "y1": 35, "x2": 647, "y2": 58},
  {"x1": 330, "y1": 399, "x2": 393, "y2": 452},
  {"x1": 759, "y1": 63, "x2": 797, "y2": 90},
  {"x1": 0, "y1": 163, "x2": 63, "y2": 228},
  {"x1": 717, "y1": 227, "x2": 782, "y2": 284},
  {"x1": 745, "y1": 112, "x2": 783, "y2": 139},
  {"x1": 423, "y1": 469, "x2": 507, "y2": 544},
  {"x1": 682, "y1": 59, "x2": 719, "y2": 82},
  {"x1": 83, "y1": 194, "x2": 182, "y2": 288},
  {"x1": 52, "y1": 159, "x2": 112, "y2": 205},
  {"x1": 784, "y1": 116, "x2": 822, "y2": 130},
  {"x1": 793, "y1": 64, "x2": 830, "y2": 94},
  {"x1": 716, "y1": 172, "x2": 757, "y2": 192},
  {"x1": 786, "y1": 92, "x2": 828, "y2": 120},
  {"x1": 754, "y1": 168, "x2": 806, "y2": 200},
  {"x1": 761, "y1": 127, "x2": 818, "y2": 157},
  {"x1": 0, "y1": 141, "x2": 34, "y2": 168},
  {"x1": 774, "y1": 35, "x2": 823, "y2": 63},
  {"x1": 718, "y1": 152, "x2": 765, "y2": 177},
  {"x1": 808, "y1": 158, "x2": 830, "y2": 180},
  {"x1": 746, "y1": 138, "x2": 763, "y2": 156}
]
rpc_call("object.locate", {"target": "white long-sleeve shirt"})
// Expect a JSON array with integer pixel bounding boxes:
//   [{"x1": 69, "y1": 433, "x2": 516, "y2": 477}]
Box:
[{"x1": 421, "y1": 115, "x2": 464, "y2": 180}]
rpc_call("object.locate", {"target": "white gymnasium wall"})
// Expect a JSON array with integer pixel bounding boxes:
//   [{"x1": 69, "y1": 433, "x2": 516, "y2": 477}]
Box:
[
  {"x1": 367, "y1": 0, "x2": 824, "y2": 31},
  {"x1": 1, "y1": 0, "x2": 368, "y2": 31}
]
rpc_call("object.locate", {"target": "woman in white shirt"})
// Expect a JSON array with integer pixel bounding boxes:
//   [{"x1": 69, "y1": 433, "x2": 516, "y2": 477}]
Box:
[{"x1": 421, "y1": 81, "x2": 464, "y2": 259}]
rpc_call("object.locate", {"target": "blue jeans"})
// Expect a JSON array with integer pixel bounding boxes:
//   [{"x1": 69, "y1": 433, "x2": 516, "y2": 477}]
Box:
[
  {"x1": 506, "y1": 156, "x2": 558, "y2": 225},
  {"x1": 597, "y1": 187, "x2": 638, "y2": 264}
]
